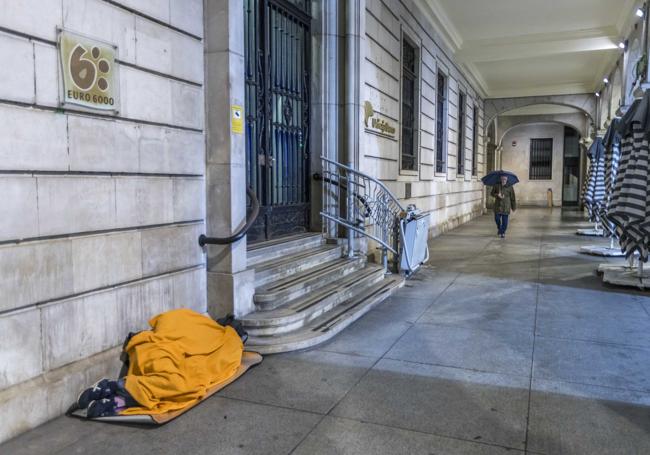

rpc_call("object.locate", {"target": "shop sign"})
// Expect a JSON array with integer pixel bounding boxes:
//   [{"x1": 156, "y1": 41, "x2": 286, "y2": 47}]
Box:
[
  {"x1": 363, "y1": 101, "x2": 396, "y2": 137},
  {"x1": 59, "y1": 30, "x2": 119, "y2": 112}
]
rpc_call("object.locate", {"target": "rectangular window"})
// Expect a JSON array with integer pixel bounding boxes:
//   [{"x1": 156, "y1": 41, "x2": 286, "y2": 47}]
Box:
[
  {"x1": 401, "y1": 38, "x2": 418, "y2": 171},
  {"x1": 472, "y1": 105, "x2": 479, "y2": 176},
  {"x1": 435, "y1": 72, "x2": 447, "y2": 173},
  {"x1": 529, "y1": 138, "x2": 553, "y2": 180},
  {"x1": 457, "y1": 92, "x2": 465, "y2": 175}
]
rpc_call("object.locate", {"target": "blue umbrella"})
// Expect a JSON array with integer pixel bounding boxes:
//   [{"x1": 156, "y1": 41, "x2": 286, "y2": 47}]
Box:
[{"x1": 481, "y1": 170, "x2": 519, "y2": 186}]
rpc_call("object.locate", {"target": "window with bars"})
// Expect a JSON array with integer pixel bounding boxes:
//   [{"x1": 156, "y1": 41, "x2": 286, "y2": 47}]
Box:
[
  {"x1": 529, "y1": 138, "x2": 553, "y2": 180},
  {"x1": 457, "y1": 92, "x2": 465, "y2": 175},
  {"x1": 435, "y1": 72, "x2": 447, "y2": 173},
  {"x1": 401, "y1": 37, "x2": 418, "y2": 171},
  {"x1": 472, "y1": 105, "x2": 479, "y2": 176}
]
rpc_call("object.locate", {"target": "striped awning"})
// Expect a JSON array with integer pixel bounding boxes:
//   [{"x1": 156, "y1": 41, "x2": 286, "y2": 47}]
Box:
[
  {"x1": 583, "y1": 137, "x2": 606, "y2": 222},
  {"x1": 605, "y1": 91, "x2": 650, "y2": 261}
]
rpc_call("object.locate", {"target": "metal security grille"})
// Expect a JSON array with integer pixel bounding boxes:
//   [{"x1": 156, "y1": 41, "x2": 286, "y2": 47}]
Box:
[
  {"x1": 244, "y1": 0, "x2": 311, "y2": 242},
  {"x1": 472, "y1": 105, "x2": 478, "y2": 176},
  {"x1": 401, "y1": 38, "x2": 417, "y2": 171},
  {"x1": 457, "y1": 92, "x2": 465, "y2": 175},
  {"x1": 530, "y1": 138, "x2": 553, "y2": 180},
  {"x1": 436, "y1": 73, "x2": 447, "y2": 173}
]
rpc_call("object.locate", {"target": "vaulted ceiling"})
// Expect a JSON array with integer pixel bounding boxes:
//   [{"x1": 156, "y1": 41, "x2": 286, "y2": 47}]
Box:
[{"x1": 420, "y1": 0, "x2": 642, "y2": 99}]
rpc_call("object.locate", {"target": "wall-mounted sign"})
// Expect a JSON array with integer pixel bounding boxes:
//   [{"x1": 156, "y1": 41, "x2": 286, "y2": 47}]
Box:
[
  {"x1": 363, "y1": 101, "x2": 396, "y2": 137},
  {"x1": 59, "y1": 30, "x2": 119, "y2": 112},
  {"x1": 231, "y1": 105, "x2": 243, "y2": 134}
]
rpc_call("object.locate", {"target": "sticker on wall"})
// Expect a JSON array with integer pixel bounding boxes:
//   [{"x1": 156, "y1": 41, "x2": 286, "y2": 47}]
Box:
[
  {"x1": 363, "y1": 101, "x2": 396, "y2": 138},
  {"x1": 231, "y1": 105, "x2": 244, "y2": 134},
  {"x1": 58, "y1": 30, "x2": 119, "y2": 112}
]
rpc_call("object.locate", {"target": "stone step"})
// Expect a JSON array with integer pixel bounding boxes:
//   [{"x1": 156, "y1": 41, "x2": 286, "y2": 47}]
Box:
[
  {"x1": 253, "y1": 244, "x2": 343, "y2": 287},
  {"x1": 247, "y1": 233, "x2": 323, "y2": 267},
  {"x1": 242, "y1": 265, "x2": 386, "y2": 336},
  {"x1": 253, "y1": 256, "x2": 367, "y2": 310},
  {"x1": 246, "y1": 274, "x2": 404, "y2": 354}
]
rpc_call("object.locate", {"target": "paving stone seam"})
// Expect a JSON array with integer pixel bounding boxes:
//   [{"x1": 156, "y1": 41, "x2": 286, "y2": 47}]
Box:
[
  {"x1": 523, "y1": 221, "x2": 543, "y2": 452},
  {"x1": 287, "y1": 314, "x2": 424, "y2": 454},
  {"x1": 411, "y1": 236, "x2": 494, "y2": 328},
  {"x1": 378, "y1": 356, "x2": 533, "y2": 382},
  {"x1": 414, "y1": 319, "x2": 536, "y2": 335},
  {"x1": 533, "y1": 334, "x2": 650, "y2": 351},
  {"x1": 532, "y1": 333, "x2": 650, "y2": 350},
  {"x1": 287, "y1": 348, "x2": 385, "y2": 453},
  {"x1": 321, "y1": 415, "x2": 528, "y2": 454},
  {"x1": 289, "y1": 273, "x2": 466, "y2": 453},
  {"x1": 212, "y1": 394, "x2": 325, "y2": 418},
  {"x1": 641, "y1": 301, "x2": 650, "y2": 318},
  {"x1": 529, "y1": 377, "x2": 650, "y2": 399},
  {"x1": 314, "y1": 348, "x2": 386, "y2": 361}
]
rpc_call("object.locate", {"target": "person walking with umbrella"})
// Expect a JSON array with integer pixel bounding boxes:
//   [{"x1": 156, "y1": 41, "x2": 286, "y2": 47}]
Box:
[{"x1": 482, "y1": 171, "x2": 518, "y2": 238}]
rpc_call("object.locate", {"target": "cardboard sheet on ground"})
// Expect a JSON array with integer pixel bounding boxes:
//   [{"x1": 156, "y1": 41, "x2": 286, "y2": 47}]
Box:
[{"x1": 70, "y1": 351, "x2": 262, "y2": 424}]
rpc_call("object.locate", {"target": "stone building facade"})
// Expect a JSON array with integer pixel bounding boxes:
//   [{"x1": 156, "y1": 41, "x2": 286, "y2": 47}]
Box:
[
  {"x1": 0, "y1": 0, "x2": 206, "y2": 442},
  {"x1": 360, "y1": 0, "x2": 486, "y2": 236},
  {"x1": 0, "y1": 0, "x2": 488, "y2": 442}
]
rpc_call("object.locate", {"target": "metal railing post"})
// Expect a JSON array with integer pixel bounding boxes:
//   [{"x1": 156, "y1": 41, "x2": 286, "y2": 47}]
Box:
[
  {"x1": 346, "y1": 171, "x2": 354, "y2": 257},
  {"x1": 318, "y1": 156, "x2": 405, "y2": 265}
]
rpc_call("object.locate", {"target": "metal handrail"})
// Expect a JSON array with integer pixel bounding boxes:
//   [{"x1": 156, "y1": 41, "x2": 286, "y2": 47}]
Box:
[
  {"x1": 313, "y1": 173, "x2": 372, "y2": 218},
  {"x1": 321, "y1": 157, "x2": 405, "y2": 210},
  {"x1": 198, "y1": 187, "x2": 260, "y2": 246},
  {"x1": 319, "y1": 156, "x2": 405, "y2": 271}
]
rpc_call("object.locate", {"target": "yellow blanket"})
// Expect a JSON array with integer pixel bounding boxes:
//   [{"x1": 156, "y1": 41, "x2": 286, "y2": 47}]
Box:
[{"x1": 121, "y1": 308, "x2": 243, "y2": 415}]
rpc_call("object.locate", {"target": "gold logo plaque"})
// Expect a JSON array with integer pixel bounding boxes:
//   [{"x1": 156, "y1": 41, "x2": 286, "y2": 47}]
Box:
[
  {"x1": 363, "y1": 101, "x2": 396, "y2": 137},
  {"x1": 59, "y1": 30, "x2": 119, "y2": 112}
]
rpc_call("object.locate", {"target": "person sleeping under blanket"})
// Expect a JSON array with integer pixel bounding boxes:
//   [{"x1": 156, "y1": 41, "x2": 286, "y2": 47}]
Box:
[{"x1": 76, "y1": 308, "x2": 244, "y2": 417}]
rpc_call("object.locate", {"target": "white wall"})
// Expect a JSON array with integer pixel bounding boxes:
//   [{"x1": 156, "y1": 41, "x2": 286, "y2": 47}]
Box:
[
  {"x1": 361, "y1": 0, "x2": 485, "y2": 237},
  {"x1": 501, "y1": 123, "x2": 565, "y2": 206},
  {"x1": 0, "y1": 0, "x2": 206, "y2": 443}
]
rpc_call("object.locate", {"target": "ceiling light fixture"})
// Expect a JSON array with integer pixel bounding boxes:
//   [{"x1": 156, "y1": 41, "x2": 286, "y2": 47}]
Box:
[
  {"x1": 637, "y1": 7, "x2": 644, "y2": 17},
  {"x1": 603, "y1": 77, "x2": 609, "y2": 84},
  {"x1": 619, "y1": 41, "x2": 627, "y2": 49}
]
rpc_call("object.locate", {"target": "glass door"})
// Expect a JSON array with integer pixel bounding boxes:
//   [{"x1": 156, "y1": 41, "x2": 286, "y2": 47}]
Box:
[
  {"x1": 244, "y1": 0, "x2": 311, "y2": 242},
  {"x1": 562, "y1": 126, "x2": 580, "y2": 206}
]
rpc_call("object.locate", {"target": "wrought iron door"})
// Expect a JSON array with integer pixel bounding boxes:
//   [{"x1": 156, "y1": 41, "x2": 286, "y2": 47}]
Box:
[{"x1": 244, "y1": 0, "x2": 311, "y2": 242}]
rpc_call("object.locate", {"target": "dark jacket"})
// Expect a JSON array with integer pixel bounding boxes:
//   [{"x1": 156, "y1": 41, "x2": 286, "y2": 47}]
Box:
[{"x1": 491, "y1": 184, "x2": 517, "y2": 214}]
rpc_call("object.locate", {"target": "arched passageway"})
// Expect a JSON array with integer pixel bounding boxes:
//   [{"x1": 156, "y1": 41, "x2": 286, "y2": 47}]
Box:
[{"x1": 498, "y1": 122, "x2": 582, "y2": 207}]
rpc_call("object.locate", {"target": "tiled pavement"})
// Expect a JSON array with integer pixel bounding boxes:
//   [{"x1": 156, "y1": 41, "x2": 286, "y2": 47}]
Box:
[{"x1": 3, "y1": 208, "x2": 650, "y2": 454}]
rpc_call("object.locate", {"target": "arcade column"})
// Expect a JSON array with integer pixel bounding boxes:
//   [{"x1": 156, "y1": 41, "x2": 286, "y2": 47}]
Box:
[{"x1": 204, "y1": 0, "x2": 255, "y2": 318}]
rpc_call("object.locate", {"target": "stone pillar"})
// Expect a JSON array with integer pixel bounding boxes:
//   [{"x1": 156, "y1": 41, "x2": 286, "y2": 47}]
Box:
[
  {"x1": 204, "y1": 0, "x2": 255, "y2": 318},
  {"x1": 312, "y1": 0, "x2": 344, "y2": 238},
  {"x1": 344, "y1": 0, "x2": 364, "y2": 255},
  {"x1": 344, "y1": 0, "x2": 363, "y2": 172}
]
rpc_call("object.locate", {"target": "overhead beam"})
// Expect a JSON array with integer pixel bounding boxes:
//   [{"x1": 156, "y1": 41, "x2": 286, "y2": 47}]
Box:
[
  {"x1": 457, "y1": 27, "x2": 619, "y2": 63},
  {"x1": 487, "y1": 83, "x2": 595, "y2": 99}
]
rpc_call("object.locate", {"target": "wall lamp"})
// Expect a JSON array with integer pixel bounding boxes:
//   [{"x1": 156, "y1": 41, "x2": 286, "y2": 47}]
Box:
[
  {"x1": 637, "y1": 7, "x2": 644, "y2": 17},
  {"x1": 603, "y1": 77, "x2": 609, "y2": 84},
  {"x1": 595, "y1": 92, "x2": 600, "y2": 97},
  {"x1": 619, "y1": 41, "x2": 627, "y2": 49}
]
